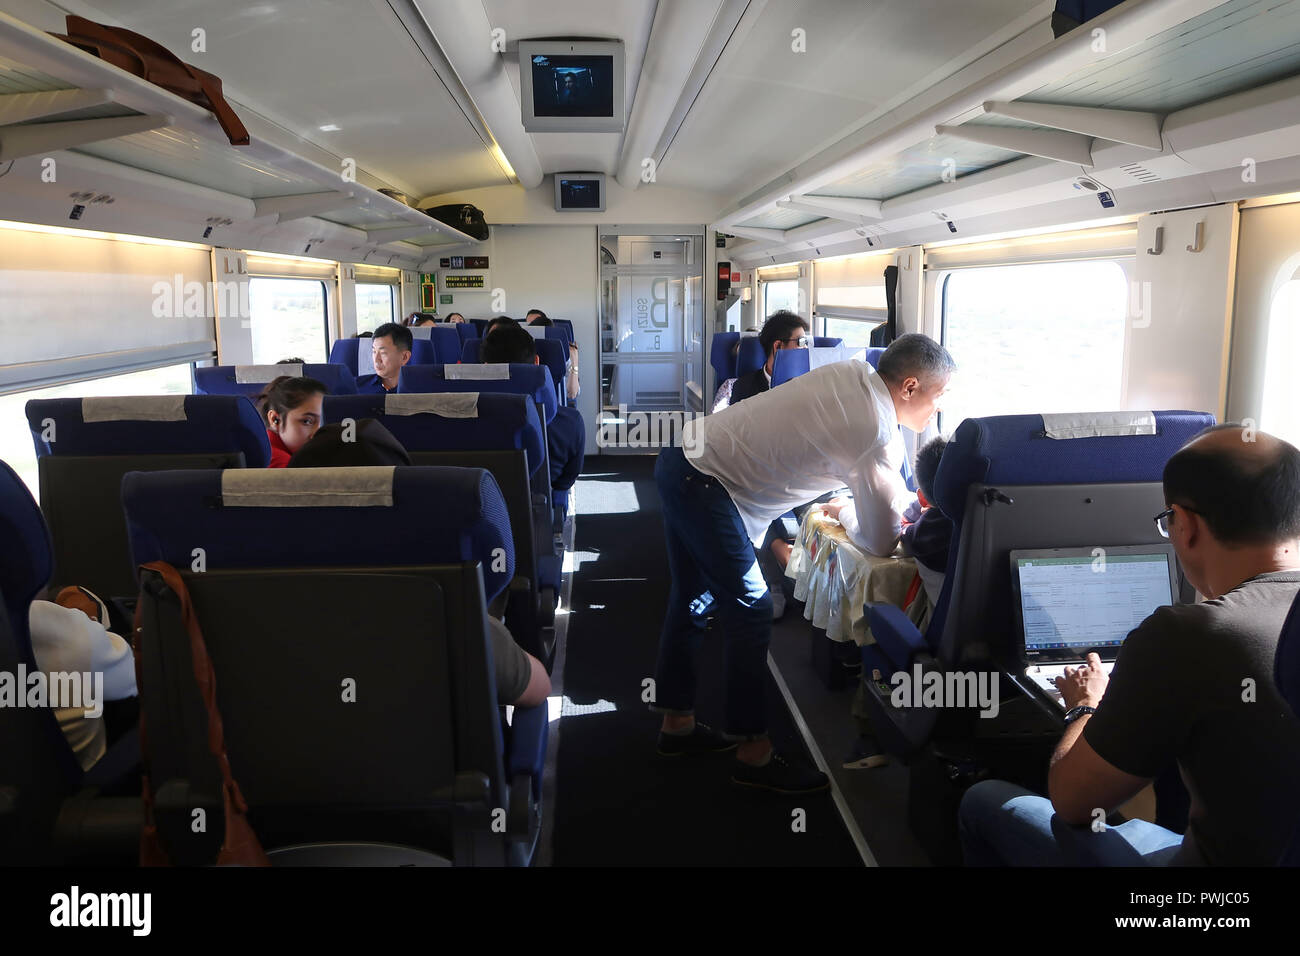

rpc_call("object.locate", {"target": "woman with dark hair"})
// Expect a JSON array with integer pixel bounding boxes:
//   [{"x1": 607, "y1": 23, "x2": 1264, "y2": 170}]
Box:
[
  {"x1": 444, "y1": 312, "x2": 466, "y2": 324},
  {"x1": 256, "y1": 375, "x2": 327, "y2": 467}
]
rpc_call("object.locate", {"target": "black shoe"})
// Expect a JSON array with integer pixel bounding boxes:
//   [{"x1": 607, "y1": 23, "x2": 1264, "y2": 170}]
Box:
[
  {"x1": 657, "y1": 721, "x2": 738, "y2": 757},
  {"x1": 731, "y1": 751, "x2": 830, "y2": 794}
]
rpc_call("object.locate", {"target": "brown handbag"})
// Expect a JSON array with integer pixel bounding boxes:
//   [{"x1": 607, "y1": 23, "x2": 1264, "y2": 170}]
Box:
[
  {"x1": 50, "y1": 15, "x2": 250, "y2": 147},
  {"x1": 133, "y1": 562, "x2": 270, "y2": 866}
]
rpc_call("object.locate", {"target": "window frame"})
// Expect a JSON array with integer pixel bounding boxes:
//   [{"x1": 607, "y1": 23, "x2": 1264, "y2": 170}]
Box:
[
  {"x1": 354, "y1": 281, "x2": 398, "y2": 335},
  {"x1": 246, "y1": 275, "x2": 331, "y2": 366}
]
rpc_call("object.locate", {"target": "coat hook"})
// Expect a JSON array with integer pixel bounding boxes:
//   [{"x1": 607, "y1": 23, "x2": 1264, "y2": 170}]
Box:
[
  {"x1": 1187, "y1": 220, "x2": 1205, "y2": 253},
  {"x1": 1147, "y1": 225, "x2": 1164, "y2": 256}
]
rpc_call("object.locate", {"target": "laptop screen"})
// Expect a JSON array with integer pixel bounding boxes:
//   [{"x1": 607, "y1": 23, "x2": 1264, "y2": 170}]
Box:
[{"x1": 1014, "y1": 550, "x2": 1175, "y2": 660}]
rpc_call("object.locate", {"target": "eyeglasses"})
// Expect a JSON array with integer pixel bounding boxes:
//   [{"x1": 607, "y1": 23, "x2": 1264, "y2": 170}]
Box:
[
  {"x1": 1153, "y1": 505, "x2": 1199, "y2": 538},
  {"x1": 781, "y1": 335, "x2": 810, "y2": 349}
]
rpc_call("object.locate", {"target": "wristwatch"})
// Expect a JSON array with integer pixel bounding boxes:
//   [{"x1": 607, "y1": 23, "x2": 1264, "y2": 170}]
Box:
[{"x1": 1063, "y1": 705, "x2": 1097, "y2": 726}]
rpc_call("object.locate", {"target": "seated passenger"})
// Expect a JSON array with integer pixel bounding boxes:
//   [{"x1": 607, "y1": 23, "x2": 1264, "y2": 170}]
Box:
[
  {"x1": 731, "y1": 311, "x2": 809, "y2": 405},
  {"x1": 287, "y1": 418, "x2": 550, "y2": 707},
  {"x1": 444, "y1": 312, "x2": 466, "y2": 324},
  {"x1": 357, "y1": 322, "x2": 412, "y2": 395},
  {"x1": 277, "y1": 356, "x2": 306, "y2": 365},
  {"x1": 484, "y1": 315, "x2": 516, "y2": 337},
  {"x1": 900, "y1": 435, "x2": 952, "y2": 606},
  {"x1": 412, "y1": 313, "x2": 438, "y2": 327},
  {"x1": 525, "y1": 311, "x2": 580, "y2": 401},
  {"x1": 257, "y1": 375, "x2": 326, "y2": 467},
  {"x1": 959, "y1": 425, "x2": 1300, "y2": 866},
  {"x1": 29, "y1": 586, "x2": 137, "y2": 771},
  {"x1": 482, "y1": 322, "x2": 586, "y2": 493}
]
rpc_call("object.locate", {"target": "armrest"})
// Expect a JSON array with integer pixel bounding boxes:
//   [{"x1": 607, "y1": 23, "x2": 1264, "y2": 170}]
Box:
[
  {"x1": 506, "y1": 702, "x2": 548, "y2": 802},
  {"x1": 866, "y1": 602, "x2": 929, "y2": 672}
]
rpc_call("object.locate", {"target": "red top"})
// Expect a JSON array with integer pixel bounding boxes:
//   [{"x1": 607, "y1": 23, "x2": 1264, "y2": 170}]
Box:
[{"x1": 267, "y1": 429, "x2": 292, "y2": 468}]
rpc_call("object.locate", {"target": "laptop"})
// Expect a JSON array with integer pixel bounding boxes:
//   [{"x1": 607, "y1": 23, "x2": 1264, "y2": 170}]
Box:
[{"x1": 1009, "y1": 545, "x2": 1179, "y2": 710}]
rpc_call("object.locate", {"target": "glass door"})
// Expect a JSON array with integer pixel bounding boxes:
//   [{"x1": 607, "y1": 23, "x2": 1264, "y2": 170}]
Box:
[{"x1": 599, "y1": 233, "x2": 704, "y2": 434}]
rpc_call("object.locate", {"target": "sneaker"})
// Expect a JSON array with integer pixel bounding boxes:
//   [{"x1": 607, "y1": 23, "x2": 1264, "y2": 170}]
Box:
[
  {"x1": 657, "y1": 721, "x2": 738, "y2": 757},
  {"x1": 842, "y1": 735, "x2": 889, "y2": 770},
  {"x1": 731, "y1": 751, "x2": 830, "y2": 794}
]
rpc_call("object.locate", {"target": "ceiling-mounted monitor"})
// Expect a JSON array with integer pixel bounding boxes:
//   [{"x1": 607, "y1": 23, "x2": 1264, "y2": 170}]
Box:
[
  {"x1": 519, "y1": 39, "x2": 625, "y2": 133},
  {"x1": 555, "y1": 173, "x2": 605, "y2": 212}
]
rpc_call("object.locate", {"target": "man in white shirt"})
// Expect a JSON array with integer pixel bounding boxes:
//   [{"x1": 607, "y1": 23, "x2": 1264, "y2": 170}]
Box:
[{"x1": 652, "y1": 333, "x2": 954, "y2": 793}]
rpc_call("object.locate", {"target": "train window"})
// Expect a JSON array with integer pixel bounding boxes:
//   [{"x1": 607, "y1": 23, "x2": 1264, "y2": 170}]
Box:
[
  {"x1": 355, "y1": 283, "x2": 396, "y2": 334},
  {"x1": 763, "y1": 279, "x2": 800, "y2": 317},
  {"x1": 939, "y1": 260, "x2": 1128, "y2": 431},
  {"x1": 0, "y1": 362, "x2": 193, "y2": 501},
  {"x1": 823, "y1": 317, "x2": 881, "y2": 348},
  {"x1": 1261, "y1": 272, "x2": 1300, "y2": 446},
  {"x1": 248, "y1": 278, "x2": 329, "y2": 365}
]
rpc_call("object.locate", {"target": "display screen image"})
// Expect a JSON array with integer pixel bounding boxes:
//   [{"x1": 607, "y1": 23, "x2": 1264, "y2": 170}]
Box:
[
  {"x1": 560, "y1": 179, "x2": 602, "y2": 209},
  {"x1": 531, "y1": 55, "x2": 615, "y2": 118}
]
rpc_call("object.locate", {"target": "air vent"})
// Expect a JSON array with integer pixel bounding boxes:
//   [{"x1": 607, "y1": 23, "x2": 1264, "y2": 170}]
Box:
[{"x1": 1120, "y1": 162, "x2": 1162, "y2": 184}]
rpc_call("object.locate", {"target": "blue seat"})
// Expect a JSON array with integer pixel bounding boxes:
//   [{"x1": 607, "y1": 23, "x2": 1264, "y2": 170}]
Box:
[
  {"x1": 399, "y1": 364, "x2": 557, "y2": 424},
  {"x1": 1277, "y1": 592, "x2": 1300, "y2": 865},
  {"x1": 328, "y1": 339, "x2": 437, "y2": 376},
  {"x1": 552, "y1": 318, "x2": 575, "y2": 344},
  {"x1": 322, "y1": 393, "x2": 555, "y2": 665},
  {"x1": 25, "y1": 396, "x2": 270, "y2": 598},
  {"x1": 814, "y1": 336, "x2": 843, "y2": 348},
  {"x1": 710, "y1": 331, "x2": 741, "y2": 396},
  {"x1": 466, "y1": 337, "x2": 567, "y2": 406},
  {"x1": 470, "y1": 318, "x2": 491, "y2": 338},
  {"x1": 736, "y1": 335, "x2": 765, "y2": 378},
  {"x1": 0, "y1": 459, "x2": 142, "y2": 863},
  {"x1": 863, "y1": 410, "x2": 1215, "y2": 759},
  {"x1": 864, "y1": 347, "x2": 884, "y2": 369},
  {"x1": 194, "y1": 363, "x2": 358, "y2": 396},
  {"x1": 123, "y1": 466, "x2": 544, "y2": 865},
  {"x1": 461, "y1": 338, "x2": 482, "y2": 364},
  {"x1": 455, "y1": 323, "x2": 477, "y2": 347},
  {"x1": 425, "y1": 325, "x2": 463, "y2": 364}
]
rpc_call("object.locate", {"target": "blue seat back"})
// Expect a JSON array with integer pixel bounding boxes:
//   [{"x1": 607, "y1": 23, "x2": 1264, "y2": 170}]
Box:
[
  {"x1": 736, "y1": 335, "x2": 765, "y2": 378},
  {"x1": 123, "y1": 466, "x2": 515, "y2": 605},
  {"x1": 864, "y1": 347, "x2": 884, "y2": 369},
  {"x1": 27, "y1": 395, "x2": 270, "y2": 466},
  {"x1": 814, "y1": 337, "x2": 843, "y2": 348},
  {"x1": 470, "y1": 318, "x2": 491, "y2": 338},
  {"x1": 456, "y1": 323, "x2": 477, "y2": 347},
  {"x1": 399, "y1": 364, "x2": 557, "y2": 423},
  {"x1": 0, "y1": 460, "x2": 82, "y2": 786},
  {"x1": 195, "y1": 363, "x2": 357, "y2": 396},
  {"x1": 552, "y1": 319, "x2": 575, "y2": 344},
  {"x1": 426, "y1": 325, "x2": 463, "y2": 364},
  {"x1": 710, "y1": 332, "x2": 741, "y2": 391},
  {"x1": 461, "y1": 339, "x2": 482, "y2": 364},
  {"x1": 328, "y1": 339, "x2": 437, "y2": 376},
  {"x1": 535, "y1": 339, "x2": 567, "y2": 402},
  {"x1": 322, "y1": 393, "x2": 545, "y2": 480}
]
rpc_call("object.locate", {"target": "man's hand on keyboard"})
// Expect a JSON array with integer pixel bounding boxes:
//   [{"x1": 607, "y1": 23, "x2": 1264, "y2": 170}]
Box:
[{"x1": 1054, "y1": 652, "x2": 1108, "y2": 709}]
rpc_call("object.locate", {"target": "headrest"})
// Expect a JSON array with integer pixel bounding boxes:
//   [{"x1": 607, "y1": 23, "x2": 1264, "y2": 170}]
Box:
[
  {"x1": 710, "y1": 331, "x2": 741, "y2": 382},
  {"x1": 932, "y1": 410, "x2": 1217, "y2": 525},
  {"x1": 323, "y1": 393, "x2": 544, "y2": 478},
  {"x1": 427, "y1": 325, "x2": 462, "y2": 364},
  {"x1": 814, "y1": 337, "x2": 844, "y2": 348},
  {"x1": 123, "y1": 466, "x2": 516, "y2": 603},
  {"x1": 222, "y1": 466, "x2": 395, "y2": 507},
  {"x1": 237, "y1": 363, "x2": 298, "y2": 382},
  {"x1": 81, "y1": 396, "x2": 187, "y2": 422},
  {"x1": 0, "y1": 460, "x2": 53, "y2": 642},
  {"x1": 386, "y1": 394, "x2": 479, "y2": 418},
  {"x1": 399, "y1": 364, "x2": 556, "y2": 423},
  {"x1": 409, "y1": 326, "x2": 433, "y2": 339},
  {"x1": 770, "y1": 346, "x2": 869, "y2": 387},
  {"x1": 288, "y1": 418, "x2": 412, "y2": 468},
  {"x1": 736, "y1": 335, "x2": 766, "y2": 377},
  {"x1": 26, "y1": 395, "x2": 272, "y2": 465},
  {"x1": 864, "y1": 347, "x2": 884, "y2": 369},
  {"x1": 1040, "y1": 411, "x2": 1156, "y2": 439}
]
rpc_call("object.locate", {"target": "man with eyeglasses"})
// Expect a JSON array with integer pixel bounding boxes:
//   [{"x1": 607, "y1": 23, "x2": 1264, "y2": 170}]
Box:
[
  {"x1": 730, "y1": 311, "x2": 810, "y2": 405},
  {"x1": 960, "y1": 424, "x2": 1300, "y2": 866}
]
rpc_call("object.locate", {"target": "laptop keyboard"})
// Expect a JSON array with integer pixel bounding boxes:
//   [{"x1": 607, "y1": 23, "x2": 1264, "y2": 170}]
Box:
[{"x1": 1025, "y1": 661, "x2": 1115, "y2": 709}]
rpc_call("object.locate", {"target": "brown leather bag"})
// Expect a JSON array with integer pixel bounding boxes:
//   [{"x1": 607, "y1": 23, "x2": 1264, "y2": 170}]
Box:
[
  {"x1": 51, "y1": 15, "x2": 250, "y2": 146},
  {"x1": 133, "y1": 562, "x2": 269, "y2": 866}
]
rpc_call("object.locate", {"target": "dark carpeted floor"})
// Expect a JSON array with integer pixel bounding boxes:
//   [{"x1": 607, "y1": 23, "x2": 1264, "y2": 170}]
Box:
[{"x1": 552, "y1": 455, "x2": 863, "y2": 866}]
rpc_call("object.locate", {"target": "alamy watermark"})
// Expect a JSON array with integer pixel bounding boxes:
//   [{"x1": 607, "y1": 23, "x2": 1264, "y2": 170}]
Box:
[
  {"x1": 596, "y1": 404, "x2": 706, "y2": 457},
  {"x1": 889, "y1": 663, "x2": 999, "y2": 718},
  {"x1": 0, "y1": 664, "x2": 103, "y2": 717}
]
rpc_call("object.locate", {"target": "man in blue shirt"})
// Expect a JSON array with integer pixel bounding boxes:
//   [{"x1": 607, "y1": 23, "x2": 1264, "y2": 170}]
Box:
[{"x1": 356, "y1": 322, "x2": 412, "y2": 394}]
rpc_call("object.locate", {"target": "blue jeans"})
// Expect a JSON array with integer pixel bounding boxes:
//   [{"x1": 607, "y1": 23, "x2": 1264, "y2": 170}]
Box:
[
  {"x1": 652, "y1": 445, "x2": 772, "y2": 738},
  {"x1": 959, "y1": 779, "x2": 1185, "y2": 866}
]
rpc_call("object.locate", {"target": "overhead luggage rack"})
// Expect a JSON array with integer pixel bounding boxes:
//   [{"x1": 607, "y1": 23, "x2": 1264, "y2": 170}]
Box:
[{"x1": 0, "y1": 11, "x2": 481, "y2": 265}]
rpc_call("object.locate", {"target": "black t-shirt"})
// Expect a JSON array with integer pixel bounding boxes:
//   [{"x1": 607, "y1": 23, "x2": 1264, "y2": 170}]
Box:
[{"x1": 1084, "y1": 570, "x2": 1300, "y2": 865}]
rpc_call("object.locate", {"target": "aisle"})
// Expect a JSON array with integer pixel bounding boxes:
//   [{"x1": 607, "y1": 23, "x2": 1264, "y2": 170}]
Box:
[{"x1": 551, "y1": 455, "x2": 863, "y2": 866}]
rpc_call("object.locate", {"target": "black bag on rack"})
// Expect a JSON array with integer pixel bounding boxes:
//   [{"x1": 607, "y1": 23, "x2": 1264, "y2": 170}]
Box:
[{"x1": 424, "y1": 204, "x2": 489, "y2": 241}]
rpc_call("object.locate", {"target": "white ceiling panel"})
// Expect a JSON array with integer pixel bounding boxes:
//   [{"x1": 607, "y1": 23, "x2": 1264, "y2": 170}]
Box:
[
  {"x1": 67, "y1": 0, "x2": 512, "y2": 196},
  {"x1": 659, "y1": 0, "x2": 1044, "y2": 194}
]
